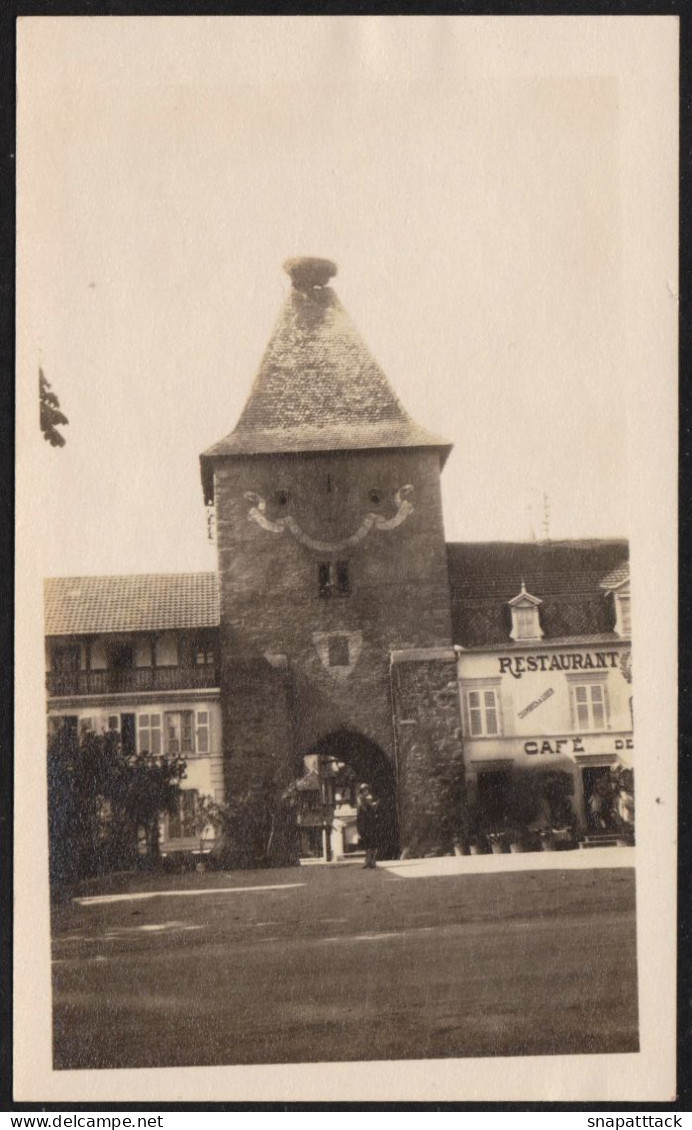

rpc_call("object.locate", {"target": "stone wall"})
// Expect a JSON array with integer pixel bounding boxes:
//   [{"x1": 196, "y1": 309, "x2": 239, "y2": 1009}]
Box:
[
  {"x1": 390, "y1": 649, "x2": 467, "y2": 855},
  {"x1": 214, "y1": 447, "x2": 453, "y2": 765}
]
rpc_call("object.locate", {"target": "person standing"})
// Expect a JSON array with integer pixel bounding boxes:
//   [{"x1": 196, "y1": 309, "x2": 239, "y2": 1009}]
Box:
[{"x1": 356, "y1": 784, "x2": 379, "y2": 869}]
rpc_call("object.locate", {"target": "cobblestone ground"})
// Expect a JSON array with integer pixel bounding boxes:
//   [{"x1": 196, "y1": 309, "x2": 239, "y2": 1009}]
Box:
[{"x1": 51, "y1": 864, "x2": 638, "y2": 1069}]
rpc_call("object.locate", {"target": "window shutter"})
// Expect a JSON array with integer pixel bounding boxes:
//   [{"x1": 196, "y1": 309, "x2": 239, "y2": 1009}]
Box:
[
  {"x1": 196, "y1": 710, "x2": 210, "y2": 754},
  {"x1": 601, "y1": 683, "x2": 610, "y2": 729},
  {"x1": 150, "y1": 714, "x2": 161, "y2": 756},
  {"x1": 138, "y1": 714, "x2": 150, "y2": 754}
]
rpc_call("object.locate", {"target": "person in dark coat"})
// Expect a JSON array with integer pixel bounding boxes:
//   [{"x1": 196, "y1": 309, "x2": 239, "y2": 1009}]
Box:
[{"x1": 356, "y1": 784, "x2": 379, "y2": 869}]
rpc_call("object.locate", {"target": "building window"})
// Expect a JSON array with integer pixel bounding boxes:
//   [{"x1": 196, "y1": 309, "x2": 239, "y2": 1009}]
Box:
[
  {"x1": 196, "y1": 710, "x2": 210, "y2": 753},
  {"x1": 53, "y1": 644, "x2": 80, "y2": 673},
  {"x1": 275, "y1": 490, "x2": 290, "y2": 508},
  {"x1": 164, "y1": 710, "x2": 194, "y2": 755},
  {"x1": 48, "y1": 715, "x2": 78, "y2": 740},
  {"x1": 318, "y1": 561, "x2": 351, "y2": 598},
  {"x1": 79, "y1": 717, "x2": 95, "y2": 737},
  {"x1": 466, "y1": 689, "x2": 502, "y2": 737},
  {"x1": 168, "y1": 789, "x2": 199, "y2": 839},
  {"x1": 138, "y1": 712, "x2": 162, "y2": 756},
  {"x1": 192, "y1": 635, "x2": 216, "y2": 666},
  {"x1": 571, "y1": 683, "x2": 609, "y2": 731},
  {"x1": 328, "y1": 636, "x2": 350, "y2": 667},
  {"x1": 155, "y1": 634, "x2": 179, "y2": 667},
  {"x1": 107, "y1": 715, "x2": 120, "y2": 731},
  {"x1": 107, "y1": 642, "x2": 134, "y2": 670}
]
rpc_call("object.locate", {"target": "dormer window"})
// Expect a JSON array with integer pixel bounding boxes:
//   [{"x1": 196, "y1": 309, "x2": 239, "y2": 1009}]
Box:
[
  {"x1": 508, "y1": 582, "x2": 543, "y2": 641},
  {"x1": 600, "y1": 564, "x2": 630, "y2": 638},
  {"x1": 615, "y1": 591, "x2": 631, "y2": 637}
]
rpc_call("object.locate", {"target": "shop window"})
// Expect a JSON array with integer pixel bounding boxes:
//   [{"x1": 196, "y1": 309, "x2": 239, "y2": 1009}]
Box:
[
  {"x1": 164, "y1": 710, "x2": 194, "y2": 756},
  {"x1": 466, "y1": 688, "x2": 502, "y2": 737},
  {"x1": 476, "y1": 770, "x2": 512, "y2": 826},
  {"x1": 328, "y1": 636, "x2": 350, "y2": 667},
  {"x1": 138, "y1": 712, "x2": 162, "y2": 756},
  {"x1": 571, "y1": 682, "x2": 609, "y2": 731},
  {"x1": 168, "y1": 789, "x2": 199, "y2": 839}
]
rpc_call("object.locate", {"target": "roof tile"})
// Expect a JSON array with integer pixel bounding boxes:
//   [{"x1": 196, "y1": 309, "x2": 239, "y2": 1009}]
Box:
[
  {"x1": 200, "y1": 263, "x2": 450, "y2": 502},
  {"x1": 44, "y1": 573, "x2": 219, "y2": 637}
]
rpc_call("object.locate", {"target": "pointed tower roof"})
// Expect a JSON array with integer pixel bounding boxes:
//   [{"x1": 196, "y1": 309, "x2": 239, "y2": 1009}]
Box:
[{"x1": 200, "y1": 258, "x2": 451, "y2": 502}]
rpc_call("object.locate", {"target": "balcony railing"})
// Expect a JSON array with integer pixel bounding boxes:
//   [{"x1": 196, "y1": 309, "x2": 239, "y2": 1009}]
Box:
[{"x1": 46, "y1": 665, "x2": 220, "y2": 697}]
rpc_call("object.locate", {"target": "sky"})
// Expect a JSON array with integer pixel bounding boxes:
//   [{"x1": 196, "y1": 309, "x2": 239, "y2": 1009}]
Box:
[{"x1": 17, "y1": 16, "x2": 675, "y2": 576}]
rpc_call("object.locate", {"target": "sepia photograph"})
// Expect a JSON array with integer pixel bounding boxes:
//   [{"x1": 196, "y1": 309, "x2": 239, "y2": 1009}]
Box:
[{"x1": 15, "y1": 14, "x2": 677, "y2": 1103}]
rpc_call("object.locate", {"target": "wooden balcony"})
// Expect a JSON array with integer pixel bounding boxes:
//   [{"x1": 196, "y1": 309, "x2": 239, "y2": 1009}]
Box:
[{"x1": 46, "y1": 665, "x2": 220, "y2": 698}]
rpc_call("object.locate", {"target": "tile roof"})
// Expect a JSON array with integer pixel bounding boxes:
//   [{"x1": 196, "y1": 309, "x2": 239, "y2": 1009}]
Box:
[
  {"x1": 447, "y1": 539, "x2": 629, "y2": 647},
  {"x1": 200, "y1": 260, "x2": 451, "y2": 502},
  {"x1": 44, "y1": 573, "x2": 219, "y2": 637},
  {"x1": 600, "y1": 563, "x2": 630, "y2": 589}
]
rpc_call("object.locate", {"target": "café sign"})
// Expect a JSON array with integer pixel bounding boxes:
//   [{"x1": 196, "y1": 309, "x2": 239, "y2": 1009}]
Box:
[{"x1": 524, "y1": 736, "x2": 634, "y2": 756}]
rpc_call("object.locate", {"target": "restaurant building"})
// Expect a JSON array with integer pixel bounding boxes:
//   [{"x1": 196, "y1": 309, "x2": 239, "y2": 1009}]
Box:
[
  {"x1": 450, "y1": 544, "x2": 633, "y2": 845},
  {"x1": 44, "y1": 258, "x2": 633, "y2": 859}
]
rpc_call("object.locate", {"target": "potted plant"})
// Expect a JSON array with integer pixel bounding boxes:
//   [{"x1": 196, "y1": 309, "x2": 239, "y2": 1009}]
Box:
[
  {"x1": 468, "y1": 833, "x2": 489, "y2": 856},
  {"x1": 506, "y1": 827, "x2": 527, "y2": 853},
  {"x1": 488, "y1": 831, "x2": 507, "y2": 855}
]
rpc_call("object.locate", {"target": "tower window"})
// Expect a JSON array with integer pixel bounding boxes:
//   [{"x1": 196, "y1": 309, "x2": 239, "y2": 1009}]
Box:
[
  {"x1": 318, "y1": 563, "x2": 332, "y2": 598},
  {"x1": 336, "y1": 561, "x2": 350, "y2": 596},
  {"x1": 318, "y1": 561, "x2": 351, "y2": 598},
  {"x1": 328, "y1": 636, "x2": 350, "y2": 667}
]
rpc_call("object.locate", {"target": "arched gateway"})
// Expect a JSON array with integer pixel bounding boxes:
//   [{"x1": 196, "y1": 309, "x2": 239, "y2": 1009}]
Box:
[{"x1": 306, "y1": 730, "x2": 400, "y2": 860}]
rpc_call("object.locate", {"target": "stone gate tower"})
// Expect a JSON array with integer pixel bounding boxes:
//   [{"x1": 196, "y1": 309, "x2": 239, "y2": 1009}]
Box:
[{"x1": 200, "y1": 258, "x2": 466, "y2": 858}]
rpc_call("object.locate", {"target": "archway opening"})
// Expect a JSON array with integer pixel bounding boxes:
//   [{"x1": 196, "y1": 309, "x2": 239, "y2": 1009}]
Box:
[{"x1": 303, "y1": 729, "x2": 399, "y2": 860}]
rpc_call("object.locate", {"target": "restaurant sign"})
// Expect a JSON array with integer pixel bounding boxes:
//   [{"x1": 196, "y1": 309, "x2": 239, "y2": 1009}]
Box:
[{"x1": 499, "y1": 650, "x2": 620, "y2": 680}]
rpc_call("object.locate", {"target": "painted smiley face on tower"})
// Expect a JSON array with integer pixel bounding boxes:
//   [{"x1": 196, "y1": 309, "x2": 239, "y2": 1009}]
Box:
[{"x1": 243, "y1": 484, "x2": 415, "y2": 553}]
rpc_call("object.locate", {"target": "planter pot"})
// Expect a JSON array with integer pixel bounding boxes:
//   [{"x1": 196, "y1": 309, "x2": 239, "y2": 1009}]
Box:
[
  {"x1": 453, "y1": 843, "x2": 467, "y2": 857},
  {"x1": 541, "y1": 839, "x2": 556, "y2": 852},
  {"x1": 490, "y1": 842, "x2": 506, "y2": 855},
  {"x1": 469, "y1": 844, "x2": 485, "y2": 856},
  {"x1": 508, "y1": 841, "x2": 525, "y2": 854}
]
